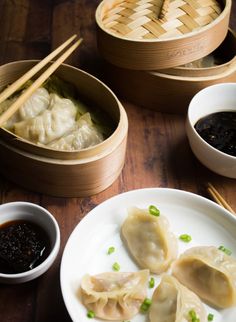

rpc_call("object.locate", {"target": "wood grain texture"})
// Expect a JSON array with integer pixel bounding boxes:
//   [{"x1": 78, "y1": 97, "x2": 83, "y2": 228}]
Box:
[{"x1": 0, "y1": 1, "x2": 235, "y2": 322}]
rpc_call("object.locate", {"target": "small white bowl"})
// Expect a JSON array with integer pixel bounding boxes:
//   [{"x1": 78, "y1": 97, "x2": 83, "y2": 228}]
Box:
[
  {"x1": 0, "y1": 202, "x2": 60, "y2": 284},
  {"x1": 186, "y1": 83, "x2": 236, "y2": 178}
]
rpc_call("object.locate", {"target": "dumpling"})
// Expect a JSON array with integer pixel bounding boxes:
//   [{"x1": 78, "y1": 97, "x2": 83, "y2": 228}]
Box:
[
  {"x1": 149, "y1": 275, "x2": 207, "y2": 322},
  {"x1": 121, "y1": 207, "x2": 178, "y2": 274},
  {"x1": 13, "y1": 93, "x2": 77, "y2": 144},
  {"x1": 2, "y1": 87, "x2": 50, "y2": 129},
  {"x1": 47, "y1": 113, "x2": 103, "y2": 150},
  {"x1": 172, "y1": 246, "x2": 236, "y2": 308},
  {"x1": 80, "y1": 270, "x2": 149, "y2": 320},
  {"x1": 17, "y1": 87, "x2": 50, "y2": 120}
]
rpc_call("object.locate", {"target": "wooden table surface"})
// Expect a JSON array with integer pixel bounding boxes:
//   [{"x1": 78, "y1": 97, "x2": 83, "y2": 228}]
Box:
[{"x1": 0, "y1": 1, "x2": 235, "y2": 321}]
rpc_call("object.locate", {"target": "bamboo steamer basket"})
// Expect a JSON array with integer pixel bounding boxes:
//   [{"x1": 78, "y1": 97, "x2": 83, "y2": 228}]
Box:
[
  {"x1": 96, "y1": 0, "x2": 231, "y2": 70},
  {"x1": 0, "y1": 61, "x2": 128, "y2": 197},
  {"x1": 105, "y1": 28, "x2": 236, "y2": 114},
  {"x1": 161, "y1": 28, "x2": 236, "y2": 77}
]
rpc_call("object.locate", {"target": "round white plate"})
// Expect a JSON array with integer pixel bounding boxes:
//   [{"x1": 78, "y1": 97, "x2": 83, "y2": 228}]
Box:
[{"x1": 60, "y1": 188, "x2": 236, "y2": 322}]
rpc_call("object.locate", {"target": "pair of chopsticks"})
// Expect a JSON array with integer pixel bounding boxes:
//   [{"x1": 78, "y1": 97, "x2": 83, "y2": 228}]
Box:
[
  {"x1": 207, "y1": 182, "x2": 235, "y2": 214},
  {"x1": 0, "y1": 34, "x2": 82, "y2": 127}
]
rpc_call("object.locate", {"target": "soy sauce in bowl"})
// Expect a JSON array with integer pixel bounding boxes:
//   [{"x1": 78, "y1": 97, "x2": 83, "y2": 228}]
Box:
[
  {"x1": 194, "y1": 112, "x2": 236, "y2": 157},
  {"x1": 0, "y1": 220, "x2": 50, "y2": 274}
]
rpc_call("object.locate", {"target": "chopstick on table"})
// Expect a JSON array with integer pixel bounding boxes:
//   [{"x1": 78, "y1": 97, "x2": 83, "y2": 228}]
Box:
[
  {"x1": 0, "y1": 35, "x2": 82, "y2": 127},
  {"x1": 207, "y1": 182, "x2": 235, "y2": 214}
]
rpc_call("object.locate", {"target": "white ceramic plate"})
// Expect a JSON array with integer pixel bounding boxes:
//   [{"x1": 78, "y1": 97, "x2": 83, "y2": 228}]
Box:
[{"x1": 60, "y1": 188, "x2": 236, "y2": 322}]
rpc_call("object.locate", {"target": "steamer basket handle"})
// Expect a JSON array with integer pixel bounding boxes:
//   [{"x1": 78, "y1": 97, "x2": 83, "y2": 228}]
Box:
[{"x1": 159, "y1": 0, "x2": 170, "y2": 20}]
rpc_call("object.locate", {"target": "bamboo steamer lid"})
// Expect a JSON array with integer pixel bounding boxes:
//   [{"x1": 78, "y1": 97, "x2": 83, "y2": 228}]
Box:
[{"x1": 96, "y1": 0, "x2": 231, "y2": 70}]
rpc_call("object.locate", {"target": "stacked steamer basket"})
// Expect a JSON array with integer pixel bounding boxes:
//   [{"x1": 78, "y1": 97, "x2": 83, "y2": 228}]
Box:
[
  {"x1": 95, "y1": 0, "x2": 234, "y2": 113},
  {"x1": 0, "y1": 61, "x2": 128, "y2": 197}
]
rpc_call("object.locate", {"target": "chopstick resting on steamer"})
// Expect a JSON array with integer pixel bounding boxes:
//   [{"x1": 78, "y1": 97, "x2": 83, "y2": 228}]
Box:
[
  {"x1": 158, "y1": 0, "x2": 170, "y2": 20},
  {"x1": 207, "y1": 182, "x2": 235, "y2": 215},
  {"x1": 0, "y1": 35, "x2": 83, "y2": 127}
]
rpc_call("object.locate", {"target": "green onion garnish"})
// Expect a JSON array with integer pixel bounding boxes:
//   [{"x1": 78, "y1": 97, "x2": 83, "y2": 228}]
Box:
[
  {"x1": 148, "y1": 205, "x2": 160, "y2": 216},
  {"x1": 218, "y1": 245, "x2": 232, "y2": 256},
  {"x1": 87, "y1": 310, "x2": 95, "y2": 318},
  {"x1": 112, "y1": 262, "x2": 120, "y2": 271},
  {"x1": 188, "y1": 309, "x2": 200, "y2": 322},
  {"x1": 149, "y1": 277, "x2": 155, "y2": 288},
  {"x1": 179, "y1": 234, "x2": 192, "y2": 243},
  {"x1": 140, "y1": 298, "x2": 152, "y2": 313},
  {"x1": 107, "y1": 246, "x2": 115, "y2": 255},
  {"x1": 208, "y1": 313, "x2": 214, "y2": 321}
]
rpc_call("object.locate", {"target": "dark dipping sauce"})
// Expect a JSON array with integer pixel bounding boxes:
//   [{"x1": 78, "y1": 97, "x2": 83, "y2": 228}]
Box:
[
  {"x1": 194, "y1": 111, "x2": 236, "y2": 157},
  {"x1": 0, "y1": 220, "x2": 50, "y2": 274}
]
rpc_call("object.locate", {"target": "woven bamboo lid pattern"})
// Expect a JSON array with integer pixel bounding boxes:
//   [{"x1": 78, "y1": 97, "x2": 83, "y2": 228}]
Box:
[
  {"x1": 96, "y1": 0, "x2": 230, "y2": 69},
  {"x1": 101, "y1": 0, "x2": 222, "y2": 40}
]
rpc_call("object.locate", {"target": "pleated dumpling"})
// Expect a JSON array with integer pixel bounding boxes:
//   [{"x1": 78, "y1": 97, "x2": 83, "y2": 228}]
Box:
[
  {"x1": 48, "y1": 113, "x2": 103, "y2": 150},
  {"x1": 2, "y1": 87, "x2": 50, "y2": 129},
  {"x1": 121, "y1": 207, "x2": 178, "y2": 274},
  {"x1": 80, "y1": 269, "x2": 149, "y2": 320},
  {"x1": 149, "y1": 275, "x2": 207, "y2": 322},
  {"x1": 17, "y1": 87, "x2": 50, "y2": 120},
  {"x1": 172, "y1": 246, "x2": 236, "y2": 308},
  {"x1": 14, "y1": 93, "x2": 77, "y2": 144}
]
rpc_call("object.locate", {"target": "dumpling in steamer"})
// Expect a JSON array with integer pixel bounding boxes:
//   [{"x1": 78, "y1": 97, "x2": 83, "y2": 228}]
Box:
[
  {"x1": 17, "y1": 87, "x2": 50, "y2": 120},
  {"x1": 47, "y1": 113, "x2": 103, "y2": 150},
  {"x1": 13, "y1": 93, "x2": 77, "y2": 144},
  {"x1": 172, "y1": 246, "x2": 236, "y2": 308},
  {"x1": 149, "y1": 275, "x2": 207, "y2": 322},
  {"x1": 80, "y1": 269, "x2": 149, "y2": 320},
  {"x1": 121, "y1": 207, "x2": 178, "y2": 274},
  {"x1": 2, "y1": 87, "x2": 50, "y2": 129}
]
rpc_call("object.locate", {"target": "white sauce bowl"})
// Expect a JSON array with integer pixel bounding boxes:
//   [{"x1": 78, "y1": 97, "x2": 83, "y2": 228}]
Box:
[
  {"x1": 186, "y1": 83, "x2": 236, "y2": 178},
  {"x1": 0, "y1": 201, "x2": 60, "y2": 283}
]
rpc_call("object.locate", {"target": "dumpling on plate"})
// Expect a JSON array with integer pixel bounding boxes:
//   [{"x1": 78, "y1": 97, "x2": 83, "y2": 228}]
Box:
[
  {"x1": 149, "y1": 275, "x2": 207, "y2": 322},
  {"x1": 80, "y1": 269, "x2": 149, "y2": 320},
  {"x1": 172, "y1": 246, "x2": 236, "y2": 308},
  {"x1": 13, "y1": 93, "x2": 77, "y2": 144},
  {"x1": 47, "y1": 113, "x2": 103, "y2": 150},
  {"x1": 121, "y1": 207, "x2": 178, "y2": 274}
]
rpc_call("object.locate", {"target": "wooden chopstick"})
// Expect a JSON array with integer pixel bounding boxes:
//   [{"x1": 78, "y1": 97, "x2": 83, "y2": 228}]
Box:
[
  {"x1": 158, "y1": 0, "x2": 170, "y2": 20},
  {"x1": 0, "y1": 37, "x2": 82, "y2": 127},
  {"x1": 0, "y1": 34, "x2": 77, "y2": 105},
  {"x1": 207, "y1": 182, "x2": 235, "y2": 214}
]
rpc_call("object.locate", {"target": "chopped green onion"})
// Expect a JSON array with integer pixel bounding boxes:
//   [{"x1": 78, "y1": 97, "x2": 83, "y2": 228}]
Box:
[
  {"x1": 140, "y1": 298, "x2": 152, "y2": 313},
  {"x1": 179, "y1": 234, "x2": 192, "y2": 243},
  {"x1": 112, "y1": 262, "x2": 120, "y2": 271},
  {"x1": 87, "y1": 310, "x2": 95, "y2": 318},
  {"x1": 208, "y1": 313, "x2": 214, "y2": 321},
  {"x1": 148, "y1": 205, "x2": 160, "y2": 216},
  {"x1": 149, "y1": 277, "x2": 155, "y2": 288},
  {"x1": 107, "y1": 246, "x2": 115, "y2": 255},
  {"x1": 188, "y1": 309, "x2": 200, "y2": 322},
  {"x1": 218, "y1": 245, "x2": 232, "y2": 256}
]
